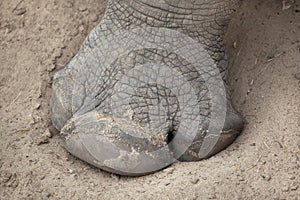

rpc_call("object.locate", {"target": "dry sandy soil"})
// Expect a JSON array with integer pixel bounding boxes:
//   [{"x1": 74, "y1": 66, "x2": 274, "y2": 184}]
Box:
[{"x1": 0, "y1": 0, "x2": 299, "y2": 199}]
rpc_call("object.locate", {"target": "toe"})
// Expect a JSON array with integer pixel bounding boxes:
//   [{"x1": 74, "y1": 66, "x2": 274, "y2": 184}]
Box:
[{"x1": 61, "y1": 111, "x2": 175, "y2": 176}]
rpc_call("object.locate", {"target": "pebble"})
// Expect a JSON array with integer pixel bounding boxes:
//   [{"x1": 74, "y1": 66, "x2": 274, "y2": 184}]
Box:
[
  {"x1": 290, "y1": 184, "x2": 298, "y2": 191},
  {"x1": 91, "y1": 182, "x2": 98, "y2": 187},
  {"x1": 47, "y1": 63, "x2": 56, "y2": 72},
  {"x1": 34, "y1": 103, "x2": 41, "y2": 110},
  {"x1": 294, "y1": 72, "x2": 300, "y2": 80},
  {"x1": 40, "y1": 175, "x2": 46, "y2": 180},
  {"x1": 53, "y1": 48, "x2": 62, "y2": 59},
  {"x1": 163, "y1": 167, "x2": 174, "y2": 175},
  {"x1": 70, "y1": 29, "x2": 79, "y2": 37},
  {"x1": 48, "y1": 125, "x2": 59, "y2": 136},
  {"x1": 164, "y1": 181, "x2": 170, "y2": 186},
  {"x1": 36, "y1": 135, "x2": 49, "y2": 145},
  {"x1": 1, "y1": 171, "x2": 12, "y2": 183},
  {"x1": 208, "y1": 194, "x2": 217, "y2": 199},
  {"x1": 90, "y1": 14, "x2": 99, "y2": 23},
  {"x1": 281, "y1": 186, "x2": 289, "y2": 192},
  {"x1": 238, "y1": 178, "x2": 245, "y2": 182},
  {"x1": 261, "y1": 160, "x2": 267, "y2": 165},
  {"x1": 79, "y1": 25, "x2": 85, "y2": 33},
  {"x1": 190, "y1": 177, "x2": 199, "y2": 184},
  {"x1": 261, "y1": 174, "x2": 271, "y2": 181},
  {"x1": 4, "y1": 173, "x2": 18, "y2": 188},
  {"x1": 44, "y1": 192, "x2": 51, "y2": 198},
  {"x1": 289, "y1": 175, "x2": 295, "y2": 180},
  {"x1": 79, "y1": 6, "x2": 87, "y2": 12},
  {"x1": 14, "y1": 8, "x2": 26, "y2": 15},
  {"x1": 63, "y1": 1, "x2": 73, "y2": 8},
  {"x1": 45, "y1": 129, "x2": 52, "y2": 138},
  {"x1": 233, "y1": 42, "x2": 237, "y2": 49}
]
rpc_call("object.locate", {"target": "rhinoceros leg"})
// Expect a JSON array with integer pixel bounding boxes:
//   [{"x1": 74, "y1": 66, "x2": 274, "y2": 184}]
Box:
[{"x1": 50, "y1": 0, "x2": 244, "y2": 176}]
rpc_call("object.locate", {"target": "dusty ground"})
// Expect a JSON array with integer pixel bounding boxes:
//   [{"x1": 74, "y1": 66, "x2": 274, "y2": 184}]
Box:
[{"x1": 0, "y1": 0, "x2": 299, "y2": 199}]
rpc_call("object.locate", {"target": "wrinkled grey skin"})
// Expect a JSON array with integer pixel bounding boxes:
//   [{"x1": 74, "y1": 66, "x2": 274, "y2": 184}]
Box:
[{"x1": 51, "y1": 0, "x2": 244, "y2": 176}]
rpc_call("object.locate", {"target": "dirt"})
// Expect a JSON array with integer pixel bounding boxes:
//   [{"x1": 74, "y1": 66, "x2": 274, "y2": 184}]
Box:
[{"x1": 0, "y1": 0, "x2": 299, "y2": 199}]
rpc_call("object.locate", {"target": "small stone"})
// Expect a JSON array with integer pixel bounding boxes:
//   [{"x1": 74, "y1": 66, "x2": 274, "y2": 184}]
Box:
[
  {"x1": 14, "y1": 8, "x2": 26, "y2": 15},
  {"x1": 269, "y1": 188, "x2": 276, "y2": 193},
  {"x1": 289, "y1": 175, "x2": 295, "y2": 180},
  {"x1": 238, "y1": 178, "x2": 245, "y2": 182},
  {"x1": 44, "y1": 192, "x2": 51, "y2": 198},
  {"x1": 261, "y1": 174, "x2": 271, "y2": 181},
  {"x1": 36, "y1": 135, "x2": 49, "y2": 145},
  {"x1": 163, "y1": 167, "x2": 174, "y2": 175},
  {"x1": 47, "y1": 64, "x2": 56, "y2": 72},
  {"x1": 208, "y1": 194, "x2": 217, "y2": 199},
  {"x1": 34, "y1": 103, "x2": 41, "y2": 110},
  {"x1": 45, "y1": 129, "x2": 52, "y2": 138},
  {"x1": 282, "y1": 186, "x2": 289, "y2": 192},
  {"x1": 1, "y1": 171, "x2": 12, "y2": 183},
  {"x1": 70, "y1": 29, "x2": 79, "y2": 37},
  {"x1": 53, "y1": 48, "x2": 62, "y2": 59},
  {"x1": 294, "y1": 72, "x2": 300, "y2": 80},
  {"x1": 90, "y1": 14, "x2": 99, "y2": 22},
  {"x1": 5, "y1": 173, "x2": 18, "y2": 188},
  {"x1": 249, "y1": 79, "x2": 254, "y2": 86},
  {"x1": 63, "y1": 1, "x2": 73, "y2": 8},
  {"x1": 68, "y1": 169, "x2": 75, "y2": 174},
  {"x1": 233, "y1": 42, "x2": 237, "y2": 49},
  {"x1": 190, "y1": 177, "x2": 199, "y2": 184},
  {"x1": 79, "y1": 25, "x2": 85, "y2": 33},
  {"x1": 48, "y1": 125, "x2": 59, "y2": 136},
  {"x1": 290, "y1": 184, "x2": 298, "y2": 191},
  {"x1": 164, "y1": 181, "x2": 170, "y2": 186},
  {"x1": 282, "y1": 0, "x2": 294, "y2": 10},
  {"x1": 79, "y1": 6, "x2": 87, "y2": 12},
  {"x1": 110, "y1": 174, "x2": 119, "y2": 181}
]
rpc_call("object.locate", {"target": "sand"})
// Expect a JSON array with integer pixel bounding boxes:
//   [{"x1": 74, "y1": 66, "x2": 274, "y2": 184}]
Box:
[{"x1": 0, "y1": 0, "x2": 299, "y2": 199}]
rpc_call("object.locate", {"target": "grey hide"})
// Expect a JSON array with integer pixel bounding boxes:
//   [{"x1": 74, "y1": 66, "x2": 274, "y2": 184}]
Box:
[{"x1": 50, "y1": 0, "x2": 244, "y2": 176}]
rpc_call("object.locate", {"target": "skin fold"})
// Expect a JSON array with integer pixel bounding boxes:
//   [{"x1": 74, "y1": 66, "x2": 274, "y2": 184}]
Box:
[{"x1": 50, "y1": 0, "x2": 244, "y2": 176}]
